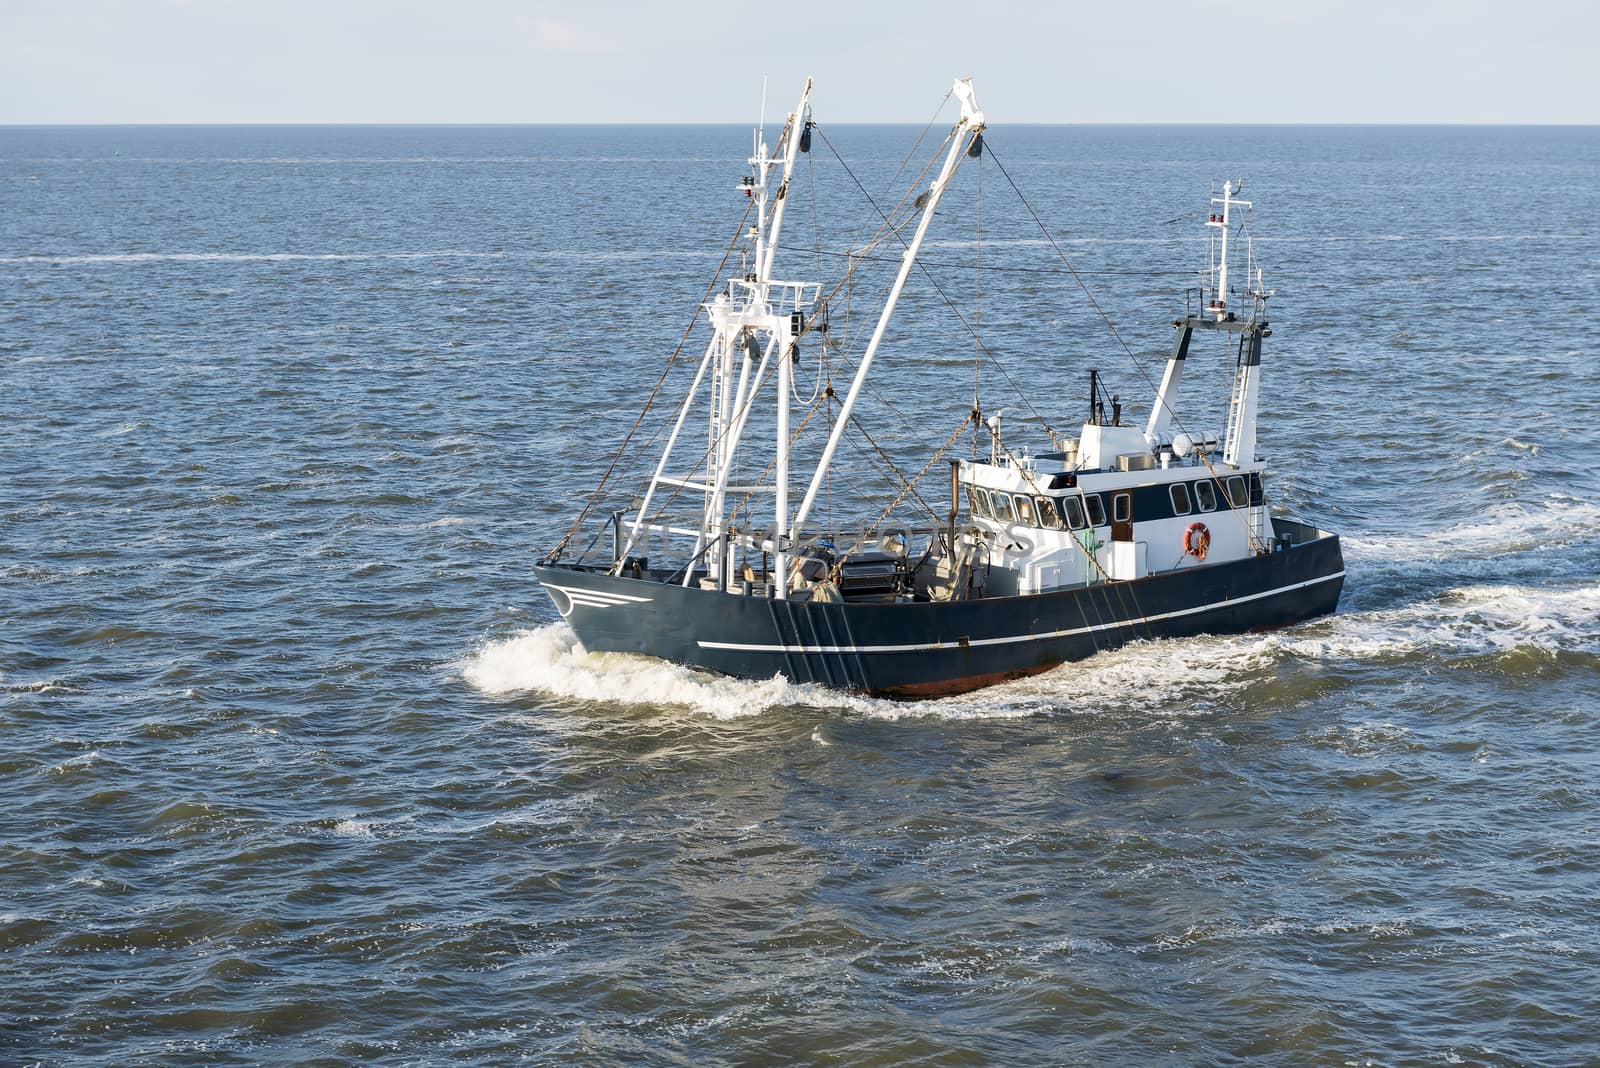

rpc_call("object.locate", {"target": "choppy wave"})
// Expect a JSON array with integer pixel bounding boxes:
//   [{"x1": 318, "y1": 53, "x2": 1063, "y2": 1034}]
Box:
[
  {"x1": 1344, "y1": 494, "x2": 1600, "y2": 563},
  {"x1": 10, "y1": 124, "x2": 1600, "y2": 1066},
  {"x1": 1281, "y1": 581, "x2": 1600, "y2": 661}
]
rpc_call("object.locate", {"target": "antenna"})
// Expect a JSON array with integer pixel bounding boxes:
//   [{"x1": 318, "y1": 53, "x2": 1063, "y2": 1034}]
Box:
[{"x1": 756, "y1": 76, "x2": 769, "y2": 157}]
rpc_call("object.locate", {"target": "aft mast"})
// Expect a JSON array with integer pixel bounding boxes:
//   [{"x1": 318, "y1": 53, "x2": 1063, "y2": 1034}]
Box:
[
  {"x1": 1147, "y1": 180, "x2": 1273, "y2": 472},
  {"x1": 1207, "y1": 181, "x2": 1272, "y2": 469}
]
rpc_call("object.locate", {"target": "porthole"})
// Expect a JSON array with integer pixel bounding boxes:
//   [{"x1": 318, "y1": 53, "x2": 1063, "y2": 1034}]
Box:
[
  {"x1": 1170, "y1": 482, "x2": 1192, "y2": 516},
  {"x1": 1060, "y1": 496, "x2": 1085, "y2": 530}
]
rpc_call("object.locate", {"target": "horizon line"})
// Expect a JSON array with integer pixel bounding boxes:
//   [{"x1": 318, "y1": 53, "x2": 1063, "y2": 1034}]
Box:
[{"x1": 3, "y1": 120, "x2": 1598, "y2": 129}]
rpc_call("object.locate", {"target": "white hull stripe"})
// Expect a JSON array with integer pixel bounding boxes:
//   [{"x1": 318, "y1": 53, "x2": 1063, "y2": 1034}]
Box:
[
  {"x1": 542, "y1": 582, "x2": 654, "y2": 607},
  {"x1": 697, "y1": 571, "x2": 1345, "y2": 655}
]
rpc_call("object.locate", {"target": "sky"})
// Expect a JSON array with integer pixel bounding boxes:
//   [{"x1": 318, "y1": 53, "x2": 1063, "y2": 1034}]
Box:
[{"x1": 2, "y1": 0, "x2": 1597, "y2": 124}]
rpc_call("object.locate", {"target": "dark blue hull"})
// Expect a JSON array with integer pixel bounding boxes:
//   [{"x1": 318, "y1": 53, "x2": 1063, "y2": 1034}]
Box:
[{"x1": 533, "y1": 524, "x2": 1343, "y2": 698}]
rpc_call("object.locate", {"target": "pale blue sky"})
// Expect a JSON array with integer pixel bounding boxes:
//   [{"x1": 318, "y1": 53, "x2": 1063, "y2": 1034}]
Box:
[{"x1": 2, "y1": 0, "x2": 1597, "y2": 124}]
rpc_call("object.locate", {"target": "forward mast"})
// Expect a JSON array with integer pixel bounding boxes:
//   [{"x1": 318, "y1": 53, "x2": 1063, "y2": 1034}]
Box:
[{"x1": 615, "y1": 78, "x2": 987, "y2": 599}]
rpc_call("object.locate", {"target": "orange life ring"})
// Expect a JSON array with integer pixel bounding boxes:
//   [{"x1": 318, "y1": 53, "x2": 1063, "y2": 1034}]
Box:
[{"x1": 1183, "y1": 521, "x2": 1210, "y2": 560}]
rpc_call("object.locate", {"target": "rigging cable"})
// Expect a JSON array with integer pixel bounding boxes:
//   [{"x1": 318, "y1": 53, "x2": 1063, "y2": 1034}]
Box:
[
  {"x1": 973, "y1": 146, "x2": 983, "y2": 461},
  {"x1": 812, "y1": 125, "x2": 1056, "y2": 440},
  {"x1": 845, "y1": 414, "x2": 941, "y2": 522},
  {"x1": 547, "y1": 194, "x2": 756, "y2": 561},
  {"x1": 983, "y1": 144, "x2": 1266, "y2": 556},
  {"x1": 571, "y1": 111, "x2": 990, "y2": 563},
  {"x1": 774, "y1": 243, "x2": 1199, "y2": 279},
  {"x1": 827, "y1": 411, "x2": 975, "y2": 577}
]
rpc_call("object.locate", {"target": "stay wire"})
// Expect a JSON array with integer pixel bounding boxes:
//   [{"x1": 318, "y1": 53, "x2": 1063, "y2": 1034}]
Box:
[
  {"x1": 815, "y1": 125, "x2": 1055, "y2": 439},
  {"x1": 845, "y1": 412, "x2": 974, "y2": 554},
  {"x1": 548, "y1": 195, "x2": 756, "y2": 561},
  {"x1": 984, "y1": 143, "x2": 1266, "y2": 555},
  {"x1": 566, "y1": 114, "x2": 934, "y2": 565},
  {"x1": 846, "y1": 413, "x2": 940, "y2": 522}
]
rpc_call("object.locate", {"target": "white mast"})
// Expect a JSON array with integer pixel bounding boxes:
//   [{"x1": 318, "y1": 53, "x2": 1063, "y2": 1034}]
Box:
[
  {"x1": 1206, "y1": 180, "x2": 1249, "y2": 320},
  {"x1": 772, "y1": 80, "x2": 811, "y2": 599},
  {"x1": 1211, "y1": 182, "x2": 1268, "y2": 470},
  {"x1": 667, "y1": 81, "x2": 813, "y2": 589},
  {"x1": 788, "y1": 78, "x2": 985, "y2": 538},
  {"x1": 612, "y1": 83, "x2": 812, "y2": 580}
]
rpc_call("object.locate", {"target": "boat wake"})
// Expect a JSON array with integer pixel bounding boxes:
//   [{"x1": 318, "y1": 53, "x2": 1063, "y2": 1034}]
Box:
[
  {"x1": 466, "y1": 496, "x2": 1597, "y2": 721},
  {"x1": 461, "y1": 623, "x2": 884, "y2": 720},
  {"x1": 463, "y1": 569, "x2": 1597, "y2": 722},
  {"x1": 1282, "y1": 581, "x2": 1600, "y2": 662},
  {"x1": 1342, "y1": 493, "x2": 1600, "y2": 567},
  {"x1": 460, "y1": 619, "x2": 1286, "y2": 722},
  {"x1": 903, "y1": 577, "x2": 1598, "y2": 719}
]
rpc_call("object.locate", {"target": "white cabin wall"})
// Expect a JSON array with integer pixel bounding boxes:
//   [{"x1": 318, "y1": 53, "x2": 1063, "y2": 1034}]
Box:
[
  {"x1": 1077, "y1": 424, "x2": 1151, "y2": 471},
  {"x1": 965, "y1": 459, "x2": 1269, "y2": 590}
]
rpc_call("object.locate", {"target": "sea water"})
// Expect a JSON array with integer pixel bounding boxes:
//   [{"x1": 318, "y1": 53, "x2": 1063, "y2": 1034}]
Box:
[{"x1": 3, "y1": 123, "x2": 1598, "y2": 1065}]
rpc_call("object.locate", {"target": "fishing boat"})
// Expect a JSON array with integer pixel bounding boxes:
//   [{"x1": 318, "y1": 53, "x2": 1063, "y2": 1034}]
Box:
[{"x1": 533, "y1": 78, "x2": 1344, "y2": 698}]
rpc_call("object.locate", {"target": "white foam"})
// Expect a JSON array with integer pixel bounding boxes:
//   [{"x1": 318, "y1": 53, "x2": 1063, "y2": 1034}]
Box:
[
  {"x1": 9, "y1": 680, "x2": 89, "y2": 695},
  {"x1": 46, "y1": 750, "x2": 104, "y2": 774},
  {"x1": 93, "y1": 420, "x2": 146, "y2": 438},
  {"x1": 1344, "y1": 494, "x2": 1600, "y2": 565},
  {"x1": 882, "y1": 633, "x2": 1277, "y2": 721},
  {"x1": 463, "y1": 619, "x2": 1285, "y2": 722},
  {"x1": 462, "y1": 623, "x2": 881, "y2": 720},
  {"x1": 1278, "y1": 581, "x2": 1600, "y2": 661},
  {"x1": 461, "y1": 576, "x2": 1595, "y2": 722},
  {"x1": 1434, "y1": 582, "x2": 1600, "y2": 655}
]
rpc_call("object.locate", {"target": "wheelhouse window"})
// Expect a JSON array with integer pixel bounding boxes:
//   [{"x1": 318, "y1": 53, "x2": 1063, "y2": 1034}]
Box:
[
  {"x1": 1194, "y1": 480, "x2": 1217, "y2": 512},
  {"x1": 1084, "y1": 494, "x2": 1107, "y2": 527},
  {"x1": 1014, "y1": 494, "x2": 1035, "y2": 525},
  {"x1": 1036, "y1": 496, "x2": 1063, "y2": 530},
  {"x1": 1112, "y1": 492, "x2": 1131, "y2": 524},
  {"x1": 1059, "y1": 496, "x2": 1085, "y2": 530},
  {"x1": 1171, "y1": 482, "x2": 1196, "y2": 518},
  {"x1": 1226, "y1": 476, "x2": 1248, "y2": 508},
  {"x1": 992, "y1": 492, "x2": 1017, "y2": 524},
  {"x1": 968, "y1": 485, "x2": 991, "y2": 519}
]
